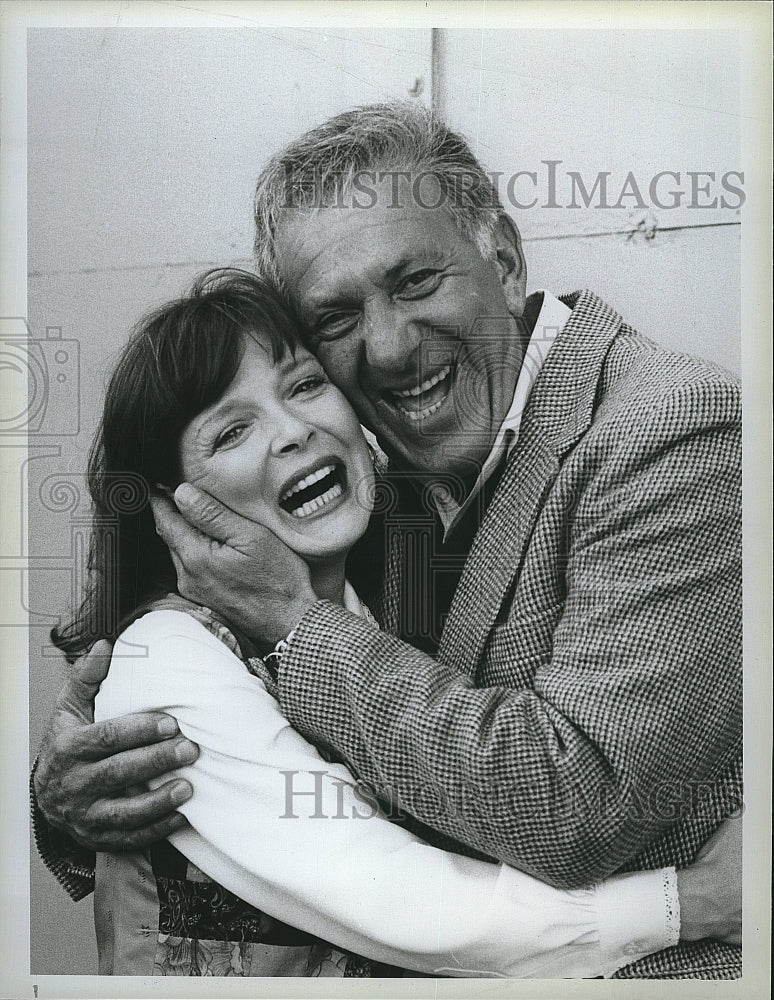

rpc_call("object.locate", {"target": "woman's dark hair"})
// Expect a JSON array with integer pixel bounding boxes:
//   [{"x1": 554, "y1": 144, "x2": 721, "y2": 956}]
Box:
[{"x1": 51, "y1": 268, "x2": 305, "y2": 662}]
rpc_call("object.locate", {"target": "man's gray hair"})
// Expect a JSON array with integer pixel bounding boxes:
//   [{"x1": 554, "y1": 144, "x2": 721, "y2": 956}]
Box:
[{"x1": 253, "y1": 101, "x2": 505, "y2": 287}]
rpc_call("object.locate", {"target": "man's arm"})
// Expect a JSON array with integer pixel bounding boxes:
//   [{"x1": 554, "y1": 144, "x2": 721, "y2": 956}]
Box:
[
  {"x1": 273, "y1": 389, "x2": 742, "y2": 887},
  {"x1": 33, "y1": 640, "x2": 198, "y2": 892}
]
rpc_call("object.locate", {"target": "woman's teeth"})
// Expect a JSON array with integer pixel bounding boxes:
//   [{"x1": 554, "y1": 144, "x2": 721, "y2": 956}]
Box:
[
  {"x1": 290, "y1": 482, "x2": 342, "y2": 518},
  {"x1": 280, "y1": 464, "x2": 336, "y2": 502},
  {"x1": 279, "y1": 463, "x2": 346, "y2": 518}
]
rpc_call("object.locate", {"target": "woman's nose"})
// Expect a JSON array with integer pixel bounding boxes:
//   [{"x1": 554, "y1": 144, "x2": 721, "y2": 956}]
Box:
[{"x1": 270, "y1": 412, "x2": 315, "y2": 456}]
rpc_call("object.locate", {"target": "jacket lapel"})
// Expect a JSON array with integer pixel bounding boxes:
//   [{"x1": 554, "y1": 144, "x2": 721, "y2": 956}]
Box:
[
  {"x1": 437, "y1": 290, "x2": 624, "y2": 676},
  {"x1": 370, "y1": 516, "x2": 404, "y2": 636},
  {"x1": 437, "y1": 435, "x2": 558, "y2": 673}
]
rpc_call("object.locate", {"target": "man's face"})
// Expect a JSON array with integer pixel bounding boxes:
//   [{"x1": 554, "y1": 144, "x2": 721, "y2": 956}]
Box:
[{"x1": 275, "y1": 191, "x2": 527, "y2": 479}]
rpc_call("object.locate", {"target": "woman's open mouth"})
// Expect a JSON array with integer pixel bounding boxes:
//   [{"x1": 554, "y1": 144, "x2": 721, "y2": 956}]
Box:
[{"x1": 278, "y1": 461, "x2": 347, "y2": 519}]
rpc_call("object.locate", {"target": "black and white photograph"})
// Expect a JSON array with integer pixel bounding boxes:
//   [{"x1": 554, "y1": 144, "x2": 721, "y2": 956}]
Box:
[{"x1": 1, "y1": 1, "x2": 771, "y2": 995}]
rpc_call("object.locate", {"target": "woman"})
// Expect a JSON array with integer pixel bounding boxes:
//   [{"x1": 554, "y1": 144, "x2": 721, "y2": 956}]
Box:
[{"x1": 54, "y1": 268, "x2": 705, "y2": 977}]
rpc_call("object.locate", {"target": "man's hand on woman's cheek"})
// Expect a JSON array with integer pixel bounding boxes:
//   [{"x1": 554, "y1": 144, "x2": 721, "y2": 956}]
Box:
[
  {"x1": 151, "y1": 486, "x2": 317, "y2": 649},
  {"x1": 35, "y1": 640, "x2": 198, "y2": 851}
]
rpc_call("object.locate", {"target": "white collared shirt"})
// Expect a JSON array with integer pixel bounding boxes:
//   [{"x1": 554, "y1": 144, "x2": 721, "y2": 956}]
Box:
[{"x1": 434, "y1": 291, "x2": 572, "y2": 537}]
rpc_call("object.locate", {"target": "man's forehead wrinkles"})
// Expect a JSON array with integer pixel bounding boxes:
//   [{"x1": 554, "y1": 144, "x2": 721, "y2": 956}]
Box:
[
  {"x1": 303, "y1": 255, "x2": 403, "y2": 311},
  {"x1": 295, "y1": 252, "x2": 378, "y2": 309},
  {"x1": 289, "y1": 239, "x2": 330, "y2": 288},
  {"x1": 301, "y1": 238, "x2": 448, "y2": 298},
  {"x1": 291, "y1": 206, "x2": 453, "y2": 252}
]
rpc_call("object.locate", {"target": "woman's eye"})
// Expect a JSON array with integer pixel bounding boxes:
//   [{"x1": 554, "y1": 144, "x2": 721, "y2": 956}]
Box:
[
  {"x1": 292, "y1": 374, "x2": 328, "y2": 396},
  {"x1": 214, "y1": 424, "x2": 247, "y2": 450}
]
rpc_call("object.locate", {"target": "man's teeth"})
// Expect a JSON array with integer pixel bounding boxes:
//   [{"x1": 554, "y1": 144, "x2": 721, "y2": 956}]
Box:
[
  {"x1": 281, "y1": 464, "x2": 335, "y2": 502},
  {"x1": 290, "y1": 482, "x2": 343, "y2": 518},
  {"x1": 392, "y1": 366, "x2": 450, "y2": 398},
  {"x1": 397, "y1": 399, "x2": 445, "y2": 421},
  {"x1": 391, "y1": 365, "x2": 451, "y2": 420}
]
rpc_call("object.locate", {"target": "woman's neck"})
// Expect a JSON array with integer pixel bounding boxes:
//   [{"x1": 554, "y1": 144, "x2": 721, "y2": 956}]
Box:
[{"x1": 308, "y1": 558, "x2": 347, "y2": 607}]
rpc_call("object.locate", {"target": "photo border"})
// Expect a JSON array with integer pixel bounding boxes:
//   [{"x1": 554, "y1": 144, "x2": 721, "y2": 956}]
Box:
[{"x1": 2, "y1": 2, "x2": 771, "y2": 998}]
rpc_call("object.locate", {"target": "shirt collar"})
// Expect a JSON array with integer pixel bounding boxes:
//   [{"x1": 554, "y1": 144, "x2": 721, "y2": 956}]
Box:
[
  {"x1": 343, "y1": 579, "x2": 379, "y2": 627},
  {"x1": 343, "y1": 579, "x2": 365, "y2": 616},
  {"x1": 433, "y1": 290, "x2": 572, "y2": 536}
]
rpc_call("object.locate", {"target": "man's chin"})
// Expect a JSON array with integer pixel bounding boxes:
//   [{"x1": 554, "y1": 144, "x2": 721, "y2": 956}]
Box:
[
  {"x1": 384, "y1": 439, "x2": 492, "y2": 482},
  {"x1": 375, "y1": 393, "x2": 495, "y2": 467}
]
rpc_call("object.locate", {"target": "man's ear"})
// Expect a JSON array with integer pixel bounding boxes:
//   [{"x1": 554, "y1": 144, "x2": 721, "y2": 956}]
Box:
[{"x1": 493, "y1": 213, "x2": 527, "y2": 316}]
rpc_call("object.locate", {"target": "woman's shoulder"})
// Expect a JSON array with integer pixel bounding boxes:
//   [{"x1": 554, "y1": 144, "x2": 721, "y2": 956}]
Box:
[
  {"x1": 98, "y1": 601, "x2": 255, "y2": 721},
  {"x1": 112, "y1": 601, "x2": 247, "y2": 681},
  {"x1": 118, "y1": 595, "x2": 243, "y2": 657},
  {"x1": 118, "y1": 601, "x2": 211, "y2": 644}
]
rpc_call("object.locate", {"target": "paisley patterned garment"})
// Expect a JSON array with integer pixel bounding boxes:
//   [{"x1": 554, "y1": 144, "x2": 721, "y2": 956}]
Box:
[
  {"x1": 146, "y1": 842, "x2": 389, "y2": 977},
  {"x1": 93, "y1": 594, "x2": 404, "y2": 978}
]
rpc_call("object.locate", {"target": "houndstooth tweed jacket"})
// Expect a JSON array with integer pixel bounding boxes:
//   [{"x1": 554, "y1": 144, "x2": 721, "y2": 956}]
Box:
[{"x1": 277, "y1": 290, "x2": 743, "y2": 979}]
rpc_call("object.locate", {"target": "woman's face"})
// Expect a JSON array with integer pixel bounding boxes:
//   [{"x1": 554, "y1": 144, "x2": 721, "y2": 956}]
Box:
[{"x1": 178, "y1": 332, "x2": 374, "y2": 565}]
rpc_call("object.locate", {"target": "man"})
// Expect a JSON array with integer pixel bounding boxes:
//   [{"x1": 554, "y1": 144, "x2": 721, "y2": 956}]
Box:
[{"x1": 34, "y1": 103, "x2": 742, "y2": 977}]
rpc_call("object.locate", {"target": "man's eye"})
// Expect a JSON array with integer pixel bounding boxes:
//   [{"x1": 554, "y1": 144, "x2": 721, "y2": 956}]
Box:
[
  {"x1": 314, "y1": 312, "x2": 359, "y2": 342},
  {"x1": 214, "y1": 424, "x2": 247, "y2": 450},
  {"x1": 396, "y1": 269, "x2": 443, "y2": 298}
]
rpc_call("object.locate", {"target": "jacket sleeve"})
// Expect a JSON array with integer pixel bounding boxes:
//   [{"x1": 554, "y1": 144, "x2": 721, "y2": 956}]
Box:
[
  {"x1": 30, "y1": 762, "x2": 96, "y2": 901},
  {"x1": 94, "y1": 609, "x2": 679, "y2": 977},
  {"x1": 277, "y1": 381, "x2": 742, "y2": 888}
]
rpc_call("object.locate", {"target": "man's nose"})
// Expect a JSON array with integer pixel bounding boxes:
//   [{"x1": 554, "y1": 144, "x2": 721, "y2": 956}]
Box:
[
  {"x1": 361, "y1": 302, "x2": 424, "y2": 375},
  {"x1": 270, "y1": 411, "x2": 315, "y2": 456}
]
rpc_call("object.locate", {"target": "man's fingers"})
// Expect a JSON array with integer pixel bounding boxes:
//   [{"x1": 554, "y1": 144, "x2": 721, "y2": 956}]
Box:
[
  {"x1": 51, "y1": 639, "x2": 117, "y2": 728},
  {"x1": 148, "y1": 489, "x2": 176, "y2": 530},
  {"x1": 150, "y1": 491, "x2": 207, "y2": 555},
  {"x1": 88, "y1": 735, "x2": 199, "y2": 793},
  {"x1": 55, "y1": 640, "x2": 117, "y2": 725},
  {"x1": 74, "y1": 639, "x2": 114, "y2": 687},
  {"x1": 65, "y1": 711, "x2": 184, "y2": 762},
  {"x1": 166, "y1": 543, "x2": 186, "y2": 587},
  {"x1": 91, "y1": 810, "x2": 191, "y2": 853},
  {"x1": 173, "y1": 482, "x2": 251, "y2": 549},
  {"x1": 87, "y1": 778, "x2": 193, "y2": 832}
]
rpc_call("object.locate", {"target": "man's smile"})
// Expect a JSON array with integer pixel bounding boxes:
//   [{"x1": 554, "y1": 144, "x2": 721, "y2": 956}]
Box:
[{"x1": 382, "y1": 363, "x2": 453, "y2": 423}]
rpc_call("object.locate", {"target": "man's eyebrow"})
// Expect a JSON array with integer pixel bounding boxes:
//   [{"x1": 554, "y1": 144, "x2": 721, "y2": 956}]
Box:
[{"x1": 383, "y1": 254, "x2": 433, "y2": 285}]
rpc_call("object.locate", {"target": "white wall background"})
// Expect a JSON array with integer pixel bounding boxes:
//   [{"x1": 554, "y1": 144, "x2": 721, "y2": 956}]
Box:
[{"x1": 27, "y1": 26, "x2": 740, "y2": 975}]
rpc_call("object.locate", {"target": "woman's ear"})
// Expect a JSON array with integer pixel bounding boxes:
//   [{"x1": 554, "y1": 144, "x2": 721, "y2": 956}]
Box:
[{"x1": 493, "y1": 213, "x2": 527, "y2": 317}]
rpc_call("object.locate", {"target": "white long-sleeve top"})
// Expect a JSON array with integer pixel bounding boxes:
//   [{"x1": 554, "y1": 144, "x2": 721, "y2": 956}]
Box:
[{"x1": 95, "y1": 606, "x2": 680, "y2": 978}]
